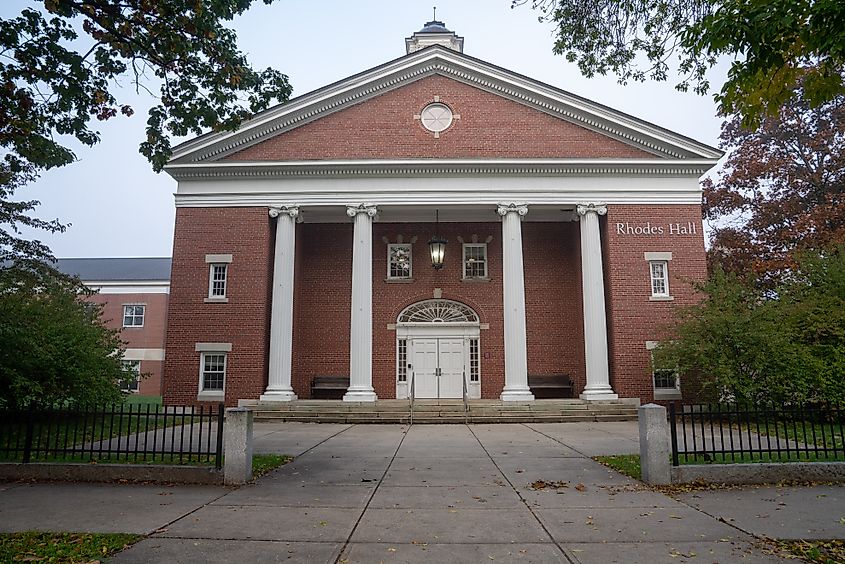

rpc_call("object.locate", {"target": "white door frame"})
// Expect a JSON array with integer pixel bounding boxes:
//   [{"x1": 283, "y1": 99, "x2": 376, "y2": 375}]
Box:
[{"x1": 396, "y1": 323, "x2": 481, "y2": 399}]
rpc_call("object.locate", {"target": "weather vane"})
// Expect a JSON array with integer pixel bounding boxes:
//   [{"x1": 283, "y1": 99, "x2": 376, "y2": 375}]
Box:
[{"x1": 433, "y1": 6, "x2": 437, "y2": 20}]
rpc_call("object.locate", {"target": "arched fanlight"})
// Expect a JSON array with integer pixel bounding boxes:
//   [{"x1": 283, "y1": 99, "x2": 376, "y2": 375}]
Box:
[{"x1": 428, "y1": 209, "x2": 447, "y2": 269}]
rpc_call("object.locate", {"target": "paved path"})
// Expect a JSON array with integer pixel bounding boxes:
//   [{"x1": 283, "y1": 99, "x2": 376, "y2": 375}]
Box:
[{"x1": 1, "y1": 422, "x2": 840, "y2": 563}]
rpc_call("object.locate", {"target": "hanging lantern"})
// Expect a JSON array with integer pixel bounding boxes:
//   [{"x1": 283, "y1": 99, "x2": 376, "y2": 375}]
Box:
[{"x1": 428, "y1": 210, "x2": 447, "y2": 269}]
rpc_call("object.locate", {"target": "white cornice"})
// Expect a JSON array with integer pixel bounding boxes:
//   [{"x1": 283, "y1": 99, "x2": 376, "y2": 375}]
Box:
[
  {"x1": 166, "y1": 158, "x2": 717, "y2": 181},
  {"x1": 167, "y1": 47, "x2": 722, "y2": 166},
  {"x1": 87, "y1": 281, "x2": 170, "y2": 294}
]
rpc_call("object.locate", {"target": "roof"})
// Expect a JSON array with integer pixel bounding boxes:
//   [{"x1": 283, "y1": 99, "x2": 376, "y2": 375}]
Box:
[
  {"x1": 417, "y1": 20, "x2": 452, "y2": 33},
  {"x1": 55, "y1": 258, "x2": 172, "y2": 282}
]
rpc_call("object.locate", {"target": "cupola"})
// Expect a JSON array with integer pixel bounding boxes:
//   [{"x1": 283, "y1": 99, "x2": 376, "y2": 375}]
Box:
[{"x1": 405, "y1": 14, "x2": 464, "y2": 54}]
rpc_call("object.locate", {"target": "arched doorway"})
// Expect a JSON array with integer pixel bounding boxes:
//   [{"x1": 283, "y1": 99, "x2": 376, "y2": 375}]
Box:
[{"x1": 396, "y1": 299, "x2": 481, "y2": 400}]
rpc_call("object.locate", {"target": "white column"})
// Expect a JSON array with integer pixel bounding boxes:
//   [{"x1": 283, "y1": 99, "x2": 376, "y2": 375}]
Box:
[
  {"x1": 344, "y1": 204, "x2": 378, "y2": 402},
  {"x1": 577, "y1": 203, "x2": 618, "y2": 400},
  {"x1": 497, "y1": 203, "x2": 534, "y2": 402},
  {"x1": 261, "y1": 205, "x2": 299, "y2": 401}
]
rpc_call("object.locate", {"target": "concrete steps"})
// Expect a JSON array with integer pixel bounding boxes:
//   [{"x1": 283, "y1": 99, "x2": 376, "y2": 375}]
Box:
[{"x1": 242, "y1": 398, "x2": 639, "y2": 424}]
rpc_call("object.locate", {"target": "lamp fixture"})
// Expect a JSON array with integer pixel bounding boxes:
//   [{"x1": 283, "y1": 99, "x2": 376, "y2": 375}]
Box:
[{"x1": 428, "y1": 209, "x2": 447, "y2": 270}]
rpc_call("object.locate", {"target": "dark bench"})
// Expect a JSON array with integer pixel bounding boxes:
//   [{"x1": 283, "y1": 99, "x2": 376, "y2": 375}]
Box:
[
  {"x1": 311, "y1": 376, "x2": 350, "y2": 400},
  {"x1": 528, "y1": 374, "x2": 574, "y2": 399}
]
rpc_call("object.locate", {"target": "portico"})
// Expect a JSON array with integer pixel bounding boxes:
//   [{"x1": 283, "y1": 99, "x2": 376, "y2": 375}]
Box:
[{"x1": 258, "y1": 201, "x2": 617, "y2": 402}]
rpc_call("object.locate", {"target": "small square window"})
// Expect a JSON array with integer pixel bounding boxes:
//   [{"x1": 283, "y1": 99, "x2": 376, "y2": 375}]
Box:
[
  {"x1": 208, "y1": 264, "x2": 228, "y2": 298},
  {"x1": 120, "y1": 360, "x2": 140, "y2": 393},
  {"x1": 463, "y1": 244, "x2": 488, "y2": 279},
  {"x1": 653, "y1": 368, "x2": 679, "y2": 390},
  {"x1": 201, "y1": 353, "x2": 226, "y2": 392},
  {"x1": 123, "y1": 305, "x2": 145, "y2": 327},
  {"x1": 388, "y1": 244, "x2": 412, "y2": 279},
  {"x1": 649, "y1": 260, "x2": 670, "y2": 297}
]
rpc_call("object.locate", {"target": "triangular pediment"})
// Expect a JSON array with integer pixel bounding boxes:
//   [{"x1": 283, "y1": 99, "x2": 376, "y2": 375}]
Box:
[{"x1": 167, "y1": 46, "x2": 721, "y2": 170}]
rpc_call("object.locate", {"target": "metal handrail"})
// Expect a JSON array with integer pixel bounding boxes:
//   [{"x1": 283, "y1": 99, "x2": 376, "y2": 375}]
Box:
[
  {"x1": 408, "y1": 368, "x2": 415, "y2": 426},
  {"x1": 462, "y1": 369, "x2": 469, "y2": 424}
]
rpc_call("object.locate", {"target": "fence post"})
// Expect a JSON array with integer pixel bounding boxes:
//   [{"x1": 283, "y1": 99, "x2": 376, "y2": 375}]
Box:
[
  {"x1": 639, "y1": 403, "x2": 671, "y2": 485},
  {"x1": 223, "y1": 407, "x2": 253, "y2": 485},
  {"x1": 22, "y1": 402, "x2": 36, "y2": 464}
]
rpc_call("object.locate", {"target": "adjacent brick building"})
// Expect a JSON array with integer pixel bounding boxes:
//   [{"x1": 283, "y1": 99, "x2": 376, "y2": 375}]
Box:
[
  {"x1": 57, "y1": 257, "x2": 171, "y2": 396},
  {"x1": 162, "y1": 21, "x2": 720, "y2": 407}
]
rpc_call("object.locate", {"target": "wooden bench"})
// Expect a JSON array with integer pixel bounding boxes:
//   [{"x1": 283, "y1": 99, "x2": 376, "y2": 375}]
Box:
[
  {"x1": 310, "y1": 376, "x2": 350, "y2": 400},
  {"x1": 528, "y1": 374, "x2": 574, "y2": 399}
]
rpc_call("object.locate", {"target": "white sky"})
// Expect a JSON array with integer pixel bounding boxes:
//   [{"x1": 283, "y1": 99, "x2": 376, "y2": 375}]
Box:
[{"x1": 6, "y1": 0, "x2": 729, "y2": 258}]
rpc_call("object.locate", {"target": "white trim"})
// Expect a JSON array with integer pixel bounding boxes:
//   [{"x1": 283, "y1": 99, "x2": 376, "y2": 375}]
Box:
[
  {"x1": 649, "y1": 260, "x2": 671, "y2": 298},
  {"x1": 387, "y1": 243, "x2": 413, "y2": 280},
  {"x1": 86, "y1": 281, "x2": 170, "y2": 294},
  {"x1": 205, "y1": 253, "x2": 233, "y2": 263},
  {"x1": 122, "y1": 304, "x2": 145, "y2": 328},
  {"x1": 198, "y1": 351, "x2": 227, "y2": 396},
  {"x1": 462, "y1": 243, "x2": 488, "y2": 280},
  {"x1": 208, "y1": 263, "x2": 228, "y2": 299},
  {"x1": 168, "y1": 48, "x2": 721, "y2": 163},
  {"x1": 195, "y1": 342, "x2": 232, "y2": 352},
  {"x1": 173, "y1": 172, "x2": 706, "y2": 208},
  {"x1": 123, "y1": 348, "x2": 165, "y2": 361}
]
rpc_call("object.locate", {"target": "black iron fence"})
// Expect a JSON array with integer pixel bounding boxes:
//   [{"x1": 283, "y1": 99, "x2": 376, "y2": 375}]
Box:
[
  {"x1": 669, "y1": 402, "x2": 845, "y2": 466},
  {"x1": 0, "y1": 403, "x2": 224, "y2": 469}
]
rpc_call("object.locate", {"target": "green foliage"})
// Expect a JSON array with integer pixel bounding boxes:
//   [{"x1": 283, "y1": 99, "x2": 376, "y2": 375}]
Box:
[
  {"x1": 1, "y1": 1, "x2": 291, "y2": 268},
  {"x1": 0, "y1": 270, "x2": 127, "y2": 409},
  {"x1": 778, "y1": 539, "x2": 845, "y2": 564},
  {"x1": 654, "y1": 250, "x2": 845, "y2": 408},
  {"x1": 0, "y1": 532, "x2": 142, "y2": 563},
  {"x1": 513, "y1": 0, "x2": 845, "y2": 125}
]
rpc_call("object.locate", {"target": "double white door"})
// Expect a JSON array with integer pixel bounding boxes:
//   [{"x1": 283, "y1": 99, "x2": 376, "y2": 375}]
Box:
[{"x1": 410, "y1": 338, "x2": 466, "y2": 399}]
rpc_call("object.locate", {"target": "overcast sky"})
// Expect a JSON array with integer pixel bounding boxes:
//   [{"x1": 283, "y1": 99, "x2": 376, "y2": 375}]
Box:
[{"x1": 6, "y1": 0, "x2": 729, "y2": 258}]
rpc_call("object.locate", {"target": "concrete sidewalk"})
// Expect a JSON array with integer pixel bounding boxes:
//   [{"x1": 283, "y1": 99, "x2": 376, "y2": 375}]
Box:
[{"x1": 0, "y1": 422, "x2": 839, "y2": 563}]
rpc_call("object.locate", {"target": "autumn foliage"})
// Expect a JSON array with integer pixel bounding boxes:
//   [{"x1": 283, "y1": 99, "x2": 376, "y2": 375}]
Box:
[{"x1": 703, "y1": 84, "x2": 845, "y2": 287}]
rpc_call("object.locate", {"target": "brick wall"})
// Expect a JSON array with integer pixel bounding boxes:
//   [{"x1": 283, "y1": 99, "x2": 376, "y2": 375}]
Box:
[
  {"x1": 602, "y1": 204, "x2": 707, "y2": 402},
  {"x1": 225, "y1": 75, "x2": 655, "y2": 161},
  {"x1": 88, "y1": 292, "x2": 167, "y2": 396},
  {"x1": 163, "y1": 207, "x2": 273, "y2": 406}
]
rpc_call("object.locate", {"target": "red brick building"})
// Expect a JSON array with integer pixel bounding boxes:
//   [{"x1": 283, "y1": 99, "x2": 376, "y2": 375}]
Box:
[
  {"x1": 57, "y1": 258, "x2": 170, "y2": 396},
  {"x1": 162, "y1": 22, "x2": 720, "y2": 407}
]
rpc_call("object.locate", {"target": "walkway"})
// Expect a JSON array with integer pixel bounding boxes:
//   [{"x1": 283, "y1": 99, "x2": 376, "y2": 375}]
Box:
[{"x1": 2, "y1": 422, "x2": 839, "y2": 562}]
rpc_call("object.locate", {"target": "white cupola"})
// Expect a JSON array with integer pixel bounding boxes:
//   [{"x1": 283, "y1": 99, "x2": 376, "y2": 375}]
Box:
[{"x1": 405, "y1": 18, "x2": 464, "y2": 54}]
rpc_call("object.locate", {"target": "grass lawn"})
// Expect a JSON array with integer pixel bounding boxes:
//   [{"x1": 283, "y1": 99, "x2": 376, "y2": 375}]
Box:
[
  {"x1": 593, "y1": 454, "x2": 641, "y2": 480},
  {"x1": 124, "y1": 395, "x2": 163, "y2": 407},
  {"x1": 0, "y1": 532, "x2": 142, "y2": 563},
  {"x1": 677, "y1": 451, "x2": 845, "y2": 464},
  {"x1": 776, "y1": 539, "x2": 845, "y2": 563},
  {"x1": 252, "y1": 454, "x2": 293, "y2": 477}
]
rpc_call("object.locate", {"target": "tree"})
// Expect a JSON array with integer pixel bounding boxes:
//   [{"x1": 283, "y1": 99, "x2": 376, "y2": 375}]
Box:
[
  {"x1": 1, "y1": 0, "x2": 292, "y2": 270},
  {"x1": 703, "y1": 81, "x2": 845, "y2": 287},
  {"x1": 0, "y1": 271, "x2": 129, "y2": 409},
  {"x1": 513, "y1": 0, "x2": 845, "y2": 125},
  {"x1": 654, "y1": 250, "x2": 845, "y2": 408}
]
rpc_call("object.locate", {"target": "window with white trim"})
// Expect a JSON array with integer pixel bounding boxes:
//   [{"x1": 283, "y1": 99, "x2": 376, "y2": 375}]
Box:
[
  {"x1": 646, "y1": 341, "x2": 681, "y2": 398},
  {"x1": 463, "y1": 244, "x2": 488, "y2": 279},
  {"x1": 200, "y1": 353, "x2": 226, "y2": 392},
  {"x1": 208, "y1": 264, "x2": 228, "y2": 298},
  {"x1": 388, "y1": 244, "x2": 412, "y2": 279},
  {"x1": 120, "y1": 360, "x2": 140, "y2": 393},
  {"x1": 397, "y1": 339, "x2": 407, "y2": 382},
  {"x1": 649, "y1": 261, "x2": 669, "y2": 297},
  {"x1": 469, "y1": 338, "x2": 480, "y2": 382},
  {"x1": 123, "y1": 305, "x2": 145, "y2": 327}
]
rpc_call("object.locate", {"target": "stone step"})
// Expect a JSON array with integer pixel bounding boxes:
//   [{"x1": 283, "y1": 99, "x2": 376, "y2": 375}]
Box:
[{"x1": 252, "y1": 411, "x2": 637, "y2": 423}]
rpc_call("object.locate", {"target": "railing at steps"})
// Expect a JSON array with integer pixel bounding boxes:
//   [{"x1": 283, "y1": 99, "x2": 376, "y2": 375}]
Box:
[
  {"x1": 408, "y1": 369, "x2": 415, "y2": 426},
  {"x1": 462, "y1": 369, "x2": 469, "y2": 424}
]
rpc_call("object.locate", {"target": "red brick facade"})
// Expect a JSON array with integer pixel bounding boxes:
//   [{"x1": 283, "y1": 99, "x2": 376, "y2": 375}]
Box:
[
  {"x1": 89, "y1": 293, "x2": 167, "y2": 396},
  {"x1": 163, "y1": 205, "x2": 706, "y2": 405},
  {"x1": 226, "y1": 75, "x2": 656, "y2": 162}
]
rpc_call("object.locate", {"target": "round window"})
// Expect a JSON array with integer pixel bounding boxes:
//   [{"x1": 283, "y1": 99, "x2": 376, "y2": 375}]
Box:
[{"x1": 420, "y1": 103, "x2": 453, "y2": 133}]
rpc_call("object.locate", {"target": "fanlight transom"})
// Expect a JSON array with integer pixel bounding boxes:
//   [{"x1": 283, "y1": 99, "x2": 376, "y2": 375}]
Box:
[{"x1": 398, "y1": 299, "x2": 479, "y2": 323}]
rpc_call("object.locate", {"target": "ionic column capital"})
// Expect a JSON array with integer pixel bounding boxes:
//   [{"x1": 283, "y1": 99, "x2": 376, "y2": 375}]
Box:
[
  {"x1": 269, "y1": 205, "x2": 300, "y2": 220},
  {"x1": 346, "y1": 204, "x2": 378, "y2": 218},
  {"x1": 496, "y1": 203, "x2": 529, "y2": 218},
  {"x1": 576, "y1": 203, "x2": 607, "y2": 217}
]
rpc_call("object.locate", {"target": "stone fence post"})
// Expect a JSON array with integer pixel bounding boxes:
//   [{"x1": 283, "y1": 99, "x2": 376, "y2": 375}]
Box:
[
  {"x1": 638, "y1": 403, "x2": 671, "y2": 485},
  {"x1": 223, "y1": 407, "x2": 254, "y2": 485}
]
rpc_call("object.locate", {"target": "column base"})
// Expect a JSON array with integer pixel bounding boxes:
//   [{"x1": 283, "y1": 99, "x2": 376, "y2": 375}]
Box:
[
  {"x1": 579, "y1": 388, "x2": 619, "y2": 401},
  {"x1": 260, "y1": 390, "x2": 298, "y2": 402},
  {"x1": 343, "y1": 389, "x2": 378, "y2": 402},
  {"x1": 500, "y1": 388, "x2": 535, "y2": 402}
]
